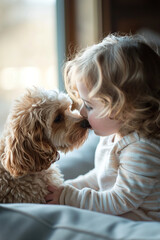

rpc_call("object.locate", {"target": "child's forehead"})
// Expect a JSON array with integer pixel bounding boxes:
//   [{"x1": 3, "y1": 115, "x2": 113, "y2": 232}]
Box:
[
  {"x1": 76, "y1": 80, "x2": 103, "y2": 105},
  {"x1": 74, "y1": 63, "x2": 97, "y2": 86},
  {"x1": 76, "y1": 79, "x2": 90, "y2": 96}
]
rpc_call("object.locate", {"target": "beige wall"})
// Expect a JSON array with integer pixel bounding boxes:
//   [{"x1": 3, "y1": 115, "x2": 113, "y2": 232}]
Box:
[{"x1": 74, "y1": 0, "x2": 102, "y2": 48}]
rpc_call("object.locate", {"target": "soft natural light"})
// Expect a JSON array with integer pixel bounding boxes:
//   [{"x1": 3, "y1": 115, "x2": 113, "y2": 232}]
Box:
[
  {"x1": 0, "y1": 0, "x2": 58, "y2": 132},
  {"x1": 0, "y1": 68, "x2": 18, "y2": 90},
  {"x1": 46, "y1": 66, "x2": 58, "y2": 89},
  {"x1": 0, "y1": 66, "x2": 58, "y2": 90},
  {"x1": 20, "y1": 67, "x2": 41, "y2": 88},
  {"x1": 23, "y1": 0, "x2": 54, "y2": 4}
]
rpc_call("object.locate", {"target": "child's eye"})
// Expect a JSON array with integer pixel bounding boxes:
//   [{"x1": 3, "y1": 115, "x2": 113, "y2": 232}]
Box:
[{"x1": 84, "y1": 102, "x2": 93, "y2": 111}]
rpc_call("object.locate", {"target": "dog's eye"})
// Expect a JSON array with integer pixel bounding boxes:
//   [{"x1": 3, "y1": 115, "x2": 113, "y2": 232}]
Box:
[{"x1": 54, "y1": 114, "x2": 63, "y2": 123}]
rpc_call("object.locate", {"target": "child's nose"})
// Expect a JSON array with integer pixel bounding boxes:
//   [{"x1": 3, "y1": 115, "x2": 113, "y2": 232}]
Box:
[{"x1": 80, "y1": 105, "x2": 87, "y2": 118}]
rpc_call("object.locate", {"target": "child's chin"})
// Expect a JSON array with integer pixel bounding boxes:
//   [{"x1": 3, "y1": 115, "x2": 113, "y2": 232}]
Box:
[{"x1": 93, "y1": 130, "x2": 101, "y2": 136}]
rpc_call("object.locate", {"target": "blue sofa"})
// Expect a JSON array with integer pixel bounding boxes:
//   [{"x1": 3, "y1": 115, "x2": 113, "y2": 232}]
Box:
[{"x1": 1, "y1": 132, "x2": 160, "y2": 240}]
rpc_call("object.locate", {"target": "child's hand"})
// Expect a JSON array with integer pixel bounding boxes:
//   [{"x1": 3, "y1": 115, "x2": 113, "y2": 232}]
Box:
[{"x1": 45, "y1": 185, "x2": 64, "y2": 204}]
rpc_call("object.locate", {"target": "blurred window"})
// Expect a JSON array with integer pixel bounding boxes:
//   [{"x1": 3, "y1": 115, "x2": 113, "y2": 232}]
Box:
[{"x1": 0, "y1": 0, "x2": 58, "y2": 132}]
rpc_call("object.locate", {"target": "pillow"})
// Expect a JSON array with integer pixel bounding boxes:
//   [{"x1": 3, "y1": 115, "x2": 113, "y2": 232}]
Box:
[{"x1": 1, "y1": 203, "x2": 160, "y2": 240}]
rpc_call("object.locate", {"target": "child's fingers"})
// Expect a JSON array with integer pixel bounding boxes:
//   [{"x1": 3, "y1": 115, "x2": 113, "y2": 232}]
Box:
[
  {"x1": 45, "y1": 185, "x2": 64, "y2": 204},
  {"x1": 45, "y1": 194, "x2": 59, "y2": 204},
  {"x1": 45, "y1": 193, "x2": 54, "y2": 201},
  {"x1": 46, "y1": 200, "x2": 58, "y2": 205},
  {"x1": 47, "y1": 185, "x2": 58, "y2": 192}
]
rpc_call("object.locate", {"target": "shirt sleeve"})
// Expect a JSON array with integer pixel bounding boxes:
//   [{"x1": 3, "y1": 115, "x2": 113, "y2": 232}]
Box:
[
  {"x1": 60, "y1": 141, "x2": 159, "y2": 215},
  {"x1": 65, "y1": 168, "x2": 99, "y2": 190}
]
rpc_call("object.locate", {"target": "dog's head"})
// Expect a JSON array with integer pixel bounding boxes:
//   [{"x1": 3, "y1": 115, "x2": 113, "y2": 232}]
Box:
[{"x1": 1, "y1": 87, "x2": 90, "y2": 177}]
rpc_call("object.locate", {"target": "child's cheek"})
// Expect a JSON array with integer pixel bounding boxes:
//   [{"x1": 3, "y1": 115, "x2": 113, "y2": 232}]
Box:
[{"x1": 88, "y1": 114, "x2": 97, "y2": 129}]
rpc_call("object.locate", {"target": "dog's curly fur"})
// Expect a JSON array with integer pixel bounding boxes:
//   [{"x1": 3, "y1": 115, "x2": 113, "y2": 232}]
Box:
[{"x1": 0, "y1": 87, "x2": 89, "y2": 203}]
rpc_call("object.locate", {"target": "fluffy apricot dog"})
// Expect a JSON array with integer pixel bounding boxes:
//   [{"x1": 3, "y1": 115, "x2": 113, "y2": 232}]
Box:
[{"x1": 0, "y1": 87, "x2": 89, "y2": 203}]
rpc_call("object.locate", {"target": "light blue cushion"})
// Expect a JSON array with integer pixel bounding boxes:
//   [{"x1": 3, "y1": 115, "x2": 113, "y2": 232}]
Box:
[
  {"x1": 1, "y1": 204, "x2": 160, "y2": 240},
  {"x1": 57, "y1": 131, "x2": 99, "y2": 180}
]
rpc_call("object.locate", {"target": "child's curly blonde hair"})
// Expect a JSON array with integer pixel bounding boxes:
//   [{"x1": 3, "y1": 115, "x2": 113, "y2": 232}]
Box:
[{"x1": 64, "y1": 34, "x2": 160, "y2": 138}]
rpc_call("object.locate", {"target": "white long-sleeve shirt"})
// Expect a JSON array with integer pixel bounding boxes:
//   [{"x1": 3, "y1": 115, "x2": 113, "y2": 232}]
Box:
[{"x1": 60, "y1": 132, "x2": 160, "y2": 221}]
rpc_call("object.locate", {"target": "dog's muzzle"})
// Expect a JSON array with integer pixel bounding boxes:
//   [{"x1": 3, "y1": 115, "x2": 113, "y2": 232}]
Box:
[{"x1": 80, "y1": 119, "x2": 91, "y2": 129}]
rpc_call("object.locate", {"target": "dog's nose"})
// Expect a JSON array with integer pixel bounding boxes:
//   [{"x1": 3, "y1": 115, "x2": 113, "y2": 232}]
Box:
[{"x1": 80, "y1": 119, "x2": 91, "y2": 128}]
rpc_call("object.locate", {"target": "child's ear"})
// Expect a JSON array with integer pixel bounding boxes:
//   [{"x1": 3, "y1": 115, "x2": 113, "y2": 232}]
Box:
[{"x1": 1, "y1": 120, "x2": 59, "y2": 178}]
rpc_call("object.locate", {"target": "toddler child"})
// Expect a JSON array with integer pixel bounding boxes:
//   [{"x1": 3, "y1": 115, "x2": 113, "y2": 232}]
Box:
[{"x1": 45, "y1": 34, "x2": 160, "y2": 221}]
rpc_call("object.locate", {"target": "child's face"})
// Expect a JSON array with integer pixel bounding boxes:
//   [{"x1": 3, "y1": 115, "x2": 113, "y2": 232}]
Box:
[{"x1": 76, "y1": 81, "x2": 122, "y2": 136}]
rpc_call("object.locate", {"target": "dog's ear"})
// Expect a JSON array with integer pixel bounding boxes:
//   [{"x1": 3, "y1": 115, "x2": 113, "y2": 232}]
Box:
[{"x1": 1, "y1": 120, "x2": 59, "y2": 178}]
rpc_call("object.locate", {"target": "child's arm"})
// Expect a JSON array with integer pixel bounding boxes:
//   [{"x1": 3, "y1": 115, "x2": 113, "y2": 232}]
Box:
[
  {"x1": 59, "y1": 167, "x2": 157, "y2": 215},
  {"x1": 45, "y1": 168, "x2": 99, "y2": 204},
  {"x1": 65, "y1": 168, "x2": 99, "y2": 190},
  {"x1": 59, "y1": 141, "x2": 159, "y2": 215}
]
